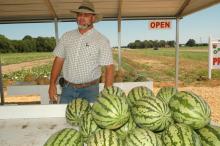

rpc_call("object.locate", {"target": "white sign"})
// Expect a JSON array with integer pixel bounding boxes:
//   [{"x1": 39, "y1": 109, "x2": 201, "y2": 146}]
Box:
[
  {"x1": 208, "y1": 37, "x2": 220, "y2": 79},
  {"x1": 212, "y1": 43, "x2": 220, "y2": 68},
  {"x1": 149, "y1": 20, "x2": 171, "y2": 29}
]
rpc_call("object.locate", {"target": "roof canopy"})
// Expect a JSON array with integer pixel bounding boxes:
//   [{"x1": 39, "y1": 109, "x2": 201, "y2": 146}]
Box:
[{"x1": 0, "y1": 0, "x2": 220, "y2": 24}]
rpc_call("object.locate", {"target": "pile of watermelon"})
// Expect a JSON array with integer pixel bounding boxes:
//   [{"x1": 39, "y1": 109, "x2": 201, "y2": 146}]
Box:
[{"x1": 44, "y1": 86, "x2": 220, "y2": 146}]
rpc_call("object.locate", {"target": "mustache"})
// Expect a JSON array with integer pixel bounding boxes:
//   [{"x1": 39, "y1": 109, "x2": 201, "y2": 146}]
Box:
[{"x1": 77, "y1": 23, "x2": 93, "y2": 29}]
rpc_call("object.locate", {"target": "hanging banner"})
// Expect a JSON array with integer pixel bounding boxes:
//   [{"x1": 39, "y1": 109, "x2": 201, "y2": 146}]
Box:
[{"x1": 149, "y1": 20, "x2": 172, "y2": 29}]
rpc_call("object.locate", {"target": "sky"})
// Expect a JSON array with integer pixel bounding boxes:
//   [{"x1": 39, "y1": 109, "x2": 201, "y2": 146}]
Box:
[{"x1": 0, "y1": 3, "x2": 220, "y2": 47}]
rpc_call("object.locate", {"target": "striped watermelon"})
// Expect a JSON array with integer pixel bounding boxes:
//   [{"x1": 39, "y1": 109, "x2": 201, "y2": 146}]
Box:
[
  {"x1": 196, "y1": 124, "x2": 220, "y2": 146},
  {"x1": 99, "y1": 86, "x2": 126, "y2": 98},
  {"x1": 44, "y1": 128, "x2": 83, "y2": 146},
  {"x1": 131, "y1": 97, "x2": 173, "y2": 132},
  {"x1": 92, "y1": 94, "x2": 130, "y2": 129},
  {"x1": 155, "y1": 131, "x2": 163, "y2": 139},
  {"x1": 124, "y1": 128, "x2": 163, "y2": 146},
  {"x1": 156, "y1": 86, "x2": 178, "y2": 103},
  {"x1": 115, "y1": 116, "x2": 137, "y2": 140},
  {"x1": 80, "y1": 112, "x2": 100, "y2": 142},
  {"x1": 87, "y1": 129, "x2": 123, "y2": 146},
  {"x1": 169, "y1": 91, "x2": 211, "y2": 129},
  {"x1": 127, "y1": 86, "x2": 154, "y2": 106},
  {"x1": 66, "y1": 98, "x2": 91, "y2": 126},
  {"x1": 162, "y1": 123, "x2": 201, "y2": 146}
]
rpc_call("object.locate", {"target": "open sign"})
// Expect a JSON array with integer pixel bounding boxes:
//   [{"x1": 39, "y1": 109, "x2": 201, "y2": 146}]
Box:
[{"x1": 149, "y1": 20, "x2": 172, "y2": 29}]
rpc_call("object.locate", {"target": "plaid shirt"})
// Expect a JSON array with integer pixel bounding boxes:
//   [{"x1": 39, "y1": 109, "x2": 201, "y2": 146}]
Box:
[{"x1": 53, "y1": 28, "x2": 113, "y2": 84}]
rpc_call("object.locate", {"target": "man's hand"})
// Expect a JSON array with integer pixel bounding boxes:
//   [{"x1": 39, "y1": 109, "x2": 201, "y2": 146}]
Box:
[
  {"x1": 48, "y1": 84, "x2": 58, "y2": 103},
  {"x1": 48, "y1": 57, "x2": 64, "y2": 103}
]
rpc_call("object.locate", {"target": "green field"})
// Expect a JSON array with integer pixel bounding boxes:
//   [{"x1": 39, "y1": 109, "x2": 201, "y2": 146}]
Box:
[
  {"x1": 2, "y1": 47, "x2": 220, "y2": 86},
  {"x1": 1, "y1": 52, "x2": 53, "y2": 65},
  {"x1": 126, "y1": 47, "x2": 208, "y2": 61},
  {"x1": 113, "y1": 47, "x2": 219, "y2": 85}
]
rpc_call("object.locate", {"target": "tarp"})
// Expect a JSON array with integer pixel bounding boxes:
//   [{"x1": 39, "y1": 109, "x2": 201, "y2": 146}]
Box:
[{"x1": 0, "y1": 0, "x2": 220, "y2": 23}]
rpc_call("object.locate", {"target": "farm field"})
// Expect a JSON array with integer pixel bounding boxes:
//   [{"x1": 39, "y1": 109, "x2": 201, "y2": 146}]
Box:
[
  {"x1": 1, "y1": 47, "x2": 220, "y2": 123},
  {"x1": 1, "y1": 52, "x2": 53, "y2": 65}
]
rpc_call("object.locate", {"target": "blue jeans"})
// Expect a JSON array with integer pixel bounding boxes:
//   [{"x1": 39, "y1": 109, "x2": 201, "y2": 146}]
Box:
[{"x1": 59, "y1": 82, "x2": 99, "y2": 104}]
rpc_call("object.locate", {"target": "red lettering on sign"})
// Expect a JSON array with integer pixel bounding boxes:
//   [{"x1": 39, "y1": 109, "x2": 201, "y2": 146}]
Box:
[
  {"x1": 150, "y1": 22, "x2": 155, "y2": 28},
  {"x1": 213, "y1": 58, "x2": 220, "y2": 65},
  {"x1": 156, "y1": 22, "x2": 160, "y2": 28},
  {"x1": 149, "y1": 21, "x2": 171, "y2": 29},
  {"x1": 165, "y1": 22, "x2": 170, "y2": 28},
  {"x1": 161, "y1": 22, "x2": 166, "y2": 28}
]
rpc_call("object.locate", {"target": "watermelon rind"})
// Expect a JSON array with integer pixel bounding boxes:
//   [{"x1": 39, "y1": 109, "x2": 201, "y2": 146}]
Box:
[
  {"x1": 162, "y1": 123, "x2": 201, "y2": 146},
  {"x1": 156, "y1": 86, "x2": 178, "y2": 104},
  {"x1": 196, "y1": 124, "x2": 220, "y2": 146},
  {"x1": 92, "y1": 94, "x2": 130, "y2": 129},
  {"x1": 66, "y1": 98, "x2": 91, "y2": 126},
  {"x1": 169, "y1": 91, "x2": 211, "y2": 129},
  {"x1": 115, "y1": 116, "x2": 137, "y2": 140},
  {"x1": 124, "y1": 128, "x2": 164, "y2": 146},
  {"x1": 79, "y1": 112, "x2": 100, "y2": 142},
  {"x1": 44, "y1": 128, "x2": 83, "y2": 146},
  {"x1": 87, "y1": 129, "x2": 123, "y2": 146},
  {"x1": 127, "y1": 86, "x2": 154, "y2": 106},
  {"x1": 131, "y1": 97, "x2": 173, "y2": 132},
  {"x1": 99, "y1": 86, "x2": 126, "y2": 98}
]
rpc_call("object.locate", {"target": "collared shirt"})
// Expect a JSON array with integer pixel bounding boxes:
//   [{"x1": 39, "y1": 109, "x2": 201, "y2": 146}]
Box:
[{"x1": 53, "y1": 28, "x2": 113, "y2": 84}]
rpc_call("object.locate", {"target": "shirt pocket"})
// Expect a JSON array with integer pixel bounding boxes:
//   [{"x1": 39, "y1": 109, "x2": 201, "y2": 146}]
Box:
[
  {"x1": 84, "y1": 44, "x2": 99, "y2": 62},
  {"x1": 64, "y1": 43, "x2": 78, "y2": 59}
]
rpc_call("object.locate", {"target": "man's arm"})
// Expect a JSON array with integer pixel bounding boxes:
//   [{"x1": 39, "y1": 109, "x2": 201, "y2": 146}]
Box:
[
  {"x1": 48, "y1": 56, "x2": 64, "y2": 102},
  {"x1": 104, "y1": 64, "x2": 114, "y2": 87}
]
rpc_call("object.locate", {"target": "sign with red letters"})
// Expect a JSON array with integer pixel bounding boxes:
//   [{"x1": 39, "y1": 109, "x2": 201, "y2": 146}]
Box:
[{"x1": 149, "y1": 20, "x2": 172, "y2": 29}]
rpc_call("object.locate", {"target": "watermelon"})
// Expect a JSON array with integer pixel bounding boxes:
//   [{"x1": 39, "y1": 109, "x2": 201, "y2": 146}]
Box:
[
  {"x1": 99, "y1": 86, "x2": 126, "y2": 98},
  {"x1": 131, "y1": 97, "x2": 173, "y2": 132},
  {"x1": 156, "y1": 86, "x2": 178, "y2": 103},
  {"x1": 196, "y1": 124, "x2": 220, "y2": 146},
  {"x1": 155, "y1": 131, "x2": 163, "y2": 139},
  {"x1": 80, "y1": 112, "x2": 100, "y2": 142},
  {"x1": 66, "y1": 98, "x2": 91, "y2": 126},
  {"x1": 169, "y1": 91, "x2": 211, "y2": 129},
  {"x1": 124, "y1": 128, "x2": 163, "y2": 146},
  {"x1": 87, "y1": 129, "x2": 123, "y2": 146},
  {"x1": 127, "y1": 86, "x2": 154, "y2": 106},
  {"x1": 162, "y1": 123, "x2": 201, "y2": 146},
  {"x1": 92, "y1": 94, "x2": 130, "y2": 129},
  {"x1": 44, "y1": 128, "x2": 83, "y2": 146},
  {"x1": 115, "y1": 116, "x2": 137, "y2": 140}
]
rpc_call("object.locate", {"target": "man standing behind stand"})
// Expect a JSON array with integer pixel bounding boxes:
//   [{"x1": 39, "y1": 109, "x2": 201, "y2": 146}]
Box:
[{"x1": 48, "y1": 0, "x2": 114, "y2": 103}]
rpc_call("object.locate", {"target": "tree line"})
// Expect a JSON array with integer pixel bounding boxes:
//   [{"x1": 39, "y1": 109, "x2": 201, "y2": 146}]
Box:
[
  {"x1": 0, "y1": 34, "x2": 56, "y2": 53},
  {"x1": 127, "y1": 39, "x2": 208, "y2": 49},
  {"x1": 0, "y1": 34, "x2": 209, "y2": 53}
]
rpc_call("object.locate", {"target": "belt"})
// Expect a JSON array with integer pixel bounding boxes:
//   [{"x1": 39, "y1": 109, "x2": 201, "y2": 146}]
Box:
[{"x1": 64, "y1": 79, "x2": 99, "y2": 88}]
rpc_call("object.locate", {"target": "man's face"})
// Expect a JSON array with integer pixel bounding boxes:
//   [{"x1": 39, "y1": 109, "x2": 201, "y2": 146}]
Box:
[{"x1": 76, "y1": 13, "x2": 95, "y2": 29}]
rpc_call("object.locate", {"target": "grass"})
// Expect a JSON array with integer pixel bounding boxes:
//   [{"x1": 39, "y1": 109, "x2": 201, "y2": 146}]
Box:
[
  {"x1": 131, "y1": 47, "x2": 208, "y2": 61},
  {"x1": 1, "y1": 52, "x2": 53, "y2": 65},
  {"x1": 114, "y1": 46, "x2": 219, "y2": 85}
]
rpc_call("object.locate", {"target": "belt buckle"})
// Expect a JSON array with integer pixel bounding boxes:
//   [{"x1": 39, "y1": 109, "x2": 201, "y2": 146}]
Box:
[
  {"x1": 74, "y1": 83, "x2": 86, "y2": 88},
  {"x1": 71, "y1": 79, "x2": 98, "y2": 88},
  {"x1": 81, "y1": 83, "x2": 87, "y2": 88}
]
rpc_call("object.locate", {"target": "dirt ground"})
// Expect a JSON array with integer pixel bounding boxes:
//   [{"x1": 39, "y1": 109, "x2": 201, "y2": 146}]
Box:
[{"x1": 2, "y1": 58, "x2": 53, "y2": 74}]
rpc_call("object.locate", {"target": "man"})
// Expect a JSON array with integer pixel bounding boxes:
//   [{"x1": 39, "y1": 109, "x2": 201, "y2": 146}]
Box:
[{"x1": 48, "y1": 0, "x2": 114, "y2": 103}]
